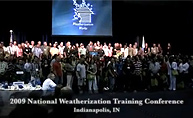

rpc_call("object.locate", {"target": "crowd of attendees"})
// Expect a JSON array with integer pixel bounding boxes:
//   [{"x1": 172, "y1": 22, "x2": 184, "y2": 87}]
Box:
[{"x1": 0, "y1": 40, "x2": 193, "y2": 93}]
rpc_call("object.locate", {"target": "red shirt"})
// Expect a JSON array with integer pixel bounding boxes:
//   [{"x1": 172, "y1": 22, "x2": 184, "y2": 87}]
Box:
[{"x1": 53, "y1": 62, "x2": 62, "y2": 76}]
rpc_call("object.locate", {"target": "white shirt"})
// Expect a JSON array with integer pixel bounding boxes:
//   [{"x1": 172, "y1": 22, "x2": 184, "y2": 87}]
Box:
[
  {"x1": 7, "y1": 46, "x2": 15, "y2": 55},
  {"x1": 172, "y1": 62, "x2": 178, "y2": 70},
  {"x1": 12, "y1": 45, "x2": 18, "y2": 53},
  {"x1": 58, "y1": 46, "x2": 65, "y2": 55},
  {"x1": 79, "y1": 47, "x2": 86, "y2": 55},
  {"x1": 124, "y1": 48, "x2": 128, "y2": 58},
  {"x1": 77, "y1": 63, "x2": 86, "y2": 78},
  {"x1": 182, "y1": 62, "x2": 189, "y2": 73},
  {"x1": 42, "y1": 78, "x2": 56, "y2": 90},
  {"x1": 103, "y1": 47, "x2": 109, "y2": 57}
]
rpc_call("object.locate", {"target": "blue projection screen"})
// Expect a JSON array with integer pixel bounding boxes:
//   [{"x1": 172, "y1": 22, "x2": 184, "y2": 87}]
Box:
[{"x1": 52, "y1": 0, "x2": 112, "y2": 36}]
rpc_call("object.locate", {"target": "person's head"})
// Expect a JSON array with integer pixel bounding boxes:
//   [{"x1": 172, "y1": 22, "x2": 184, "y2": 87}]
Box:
[
  {"x1": 19, "y1": 59, "x2": 23, "y2": 65},
  {"x1": 134, "y1": 42, "x2": 138, "y2": 46},
  {"x1": 94, "y1": 43, "x2": 97, "y2": 47},
  {"x1": 145, "y1": 43, "x2": 148, "y2": 47},
  {"x1": 26, "y1": 43, "x2": 30, "y2": 47},
  {"x1": 56, "y1": 55, "x2": 61, "y2": 62},
  {"x1": 49, "y1": 43, "x2": 52, "y2": 47},
  {"x1": 53, "y1": 43, "x2": 57, "y2": 48},
  {"x1": 21, "y1": 43, "x2": 25, "y2": 47},
  {"x1": 120, "y1": 43, "x2": 122, "y2": 48},
  {"x1": 80, "y1": 43, "x2": 84, "y2": 48},
  {"x1": 9, "y1": 42, "x2": 13, "y2": 46},
  {"x1": 158, "y1": 43, "x2": 161, "y2": 47},
  {"x1": 75, "y1": 43, "x2": 79, "y2": 47},
  {"x1": 37, "y1": 41, "x2": 41, "y2": 46},
  {"x1": 66, "y1": 41, "x2": 71, "y2": 47},
  {"x1": 47, "y1": 73, "x2": 55, "y2": 80},
  {"x1": 18, "y1": 44, "x2": 22, "y2": 48},
  {"x1": 36, "y1": 44, "x2": 40, "y2": 48},
  {"x1": 1, "y1": 42, "x2": 4, "y2": 46},
  {"x1": 44, "y1": 42, "x2": 47, "y2": 46},
  {"x1": 25, "y1": 41, "x2": 28, "y2": 44},
  {"x1": 89, "y1": 41, "x2": 93, "y2": 45},
  {"x1": 129, "y1": 44, "x2": 132, "y2": 48},
  {"x1": 60, "y1": 42, "x2": 63, "y2": 47},
  {"x1": 13, "y1": 41, "x2": 17, "y2": 45},
  {"x1": 168, "y1": 43, "x2": 171, "y2": 47},
  {"x1": 124, "y1": 45, "x2": 127, "y2": 48},
  {"x1": 97, "y1": 41, "x2": 100, "y2": 46},
  {"x1": 79, "y1": 58, "x2": 85, "y2": 64},
  {"x1": 111, "y1": 58, "x2": 115, "y2": 63},
  {"x1": 153, "y1": 43, "x2": 156, "y2": 47},
  {"x1": 31, "y1": 41, "x2": 35, "y2": 45}
]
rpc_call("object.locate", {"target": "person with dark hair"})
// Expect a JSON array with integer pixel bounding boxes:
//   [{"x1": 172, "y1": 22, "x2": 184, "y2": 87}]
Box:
[
  {"x1": 182, "y1": 58, "x2": 190, "y2": 88},
  {"x1": 31, "y1": 56, "x2": 42, "y2": 86},
  {"x1": 107, "y1": 58, "x2": 118, "y2": 92},
  {"x1": 166, "y1": 43, "x2": 172, "y2": 55},
  {"x1": 87, "y1": 59, "x2": 98, "y2": 93},
  {"x1": 64, "y1": 57, "x2": 75, "y2": 89},
  {"x1": 41, "y1": 59, "x2": 50, "y2": 80},
  {"x1": 52, "y1": 56, "x2": 63, "y2": 85},
  {"x1": 76, "y1": 58, "x2": 86, "y2": 94}
]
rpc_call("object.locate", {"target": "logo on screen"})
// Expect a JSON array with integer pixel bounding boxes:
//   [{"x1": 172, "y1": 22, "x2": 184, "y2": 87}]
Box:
[{"x1": 72, "y1": 0, "x2": 94, "y2": 30}]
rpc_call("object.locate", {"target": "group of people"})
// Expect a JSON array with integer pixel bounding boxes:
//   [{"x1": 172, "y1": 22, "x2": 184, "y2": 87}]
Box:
[{"x1": 0, "y1": 40, "x2": 192, "y2": 93}]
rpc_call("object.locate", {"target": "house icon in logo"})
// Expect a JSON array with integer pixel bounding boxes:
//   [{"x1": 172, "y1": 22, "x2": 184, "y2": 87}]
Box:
[{"x1": 77, "y1": 6, "x2": 94, "y2": 23}]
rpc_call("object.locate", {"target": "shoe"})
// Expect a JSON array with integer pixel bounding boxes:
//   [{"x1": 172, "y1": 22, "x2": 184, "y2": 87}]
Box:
[{"x1": 106, "y1": 87, "x2": 109, "y2": 90}]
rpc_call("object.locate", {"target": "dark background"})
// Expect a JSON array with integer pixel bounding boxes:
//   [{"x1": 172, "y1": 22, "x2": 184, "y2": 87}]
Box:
[{"x1": 0, "y1": 1, "x2": 192, "y2": 54}]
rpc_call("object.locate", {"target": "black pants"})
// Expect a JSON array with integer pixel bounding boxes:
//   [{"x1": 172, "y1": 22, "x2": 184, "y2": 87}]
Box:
[{"x1": 131, "y1": 74, "x2": 141, "y2": 91}]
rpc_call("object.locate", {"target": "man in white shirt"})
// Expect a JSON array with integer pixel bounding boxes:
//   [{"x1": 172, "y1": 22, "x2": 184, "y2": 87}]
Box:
[
  {"x1": 42, "y1": 73, "x2": 56, "y2": 91},
  {"x1": 7, "y1": 42, "x2": 14, "y2": 55},
  {"x1": 78, "y1": 44, "x2": 86, "y2": 58},
  {"x1": 58, "y1": 42, "x2": 65, "y2": 58}
]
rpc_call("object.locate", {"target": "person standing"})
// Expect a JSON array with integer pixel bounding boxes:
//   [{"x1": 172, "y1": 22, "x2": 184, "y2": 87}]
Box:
[
  {"x1": 87, "y1": 59, "x2": 98, "y2": 94},
  {"x1": 168, "y1": 57, "x2": 178, "y2": 91},
  {"x1": 52, "y1": 56, "x2": 63, "y2": 85},
  {"x1": 76, "y1": 58, "x2": 86, "y2": 94}
]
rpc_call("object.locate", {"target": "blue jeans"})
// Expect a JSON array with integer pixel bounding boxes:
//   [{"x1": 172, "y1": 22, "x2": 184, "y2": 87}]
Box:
[{"x1": 55, "y1": 76, "x2": 62, "y2": 85}]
